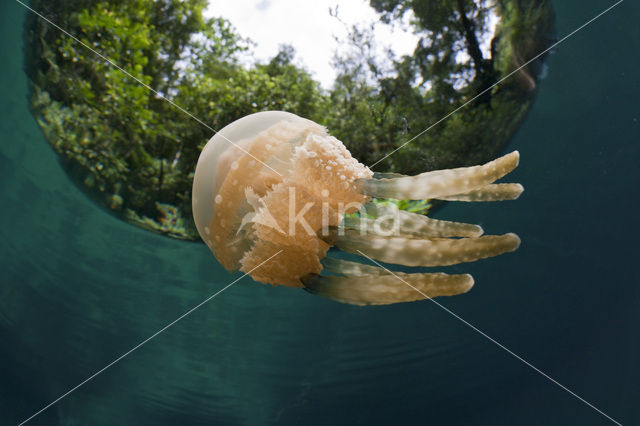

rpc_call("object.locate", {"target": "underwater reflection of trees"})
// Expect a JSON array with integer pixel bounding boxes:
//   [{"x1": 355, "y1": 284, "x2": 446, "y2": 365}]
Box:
[
  {"x1": 24, "y1": 0, "x2": 554, "y2": 240},
  {"x1": 331, "y1": 0, "x2": 556, "y2": 173}
]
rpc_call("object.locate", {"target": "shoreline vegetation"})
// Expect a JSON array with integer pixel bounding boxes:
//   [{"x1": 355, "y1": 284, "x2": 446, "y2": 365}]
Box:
[{"x1": 24, "y1": 0, "x2": 555, "y2": 240}]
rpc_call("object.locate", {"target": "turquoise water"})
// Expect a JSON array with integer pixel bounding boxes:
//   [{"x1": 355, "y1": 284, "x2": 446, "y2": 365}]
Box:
[{"x1": 1, "y1": 1, "x2": 639, "y2": 425}]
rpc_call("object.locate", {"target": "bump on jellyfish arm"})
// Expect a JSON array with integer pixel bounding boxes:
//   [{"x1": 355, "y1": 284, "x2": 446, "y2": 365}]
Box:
[{"x1": 192, "y1": 111, "x2": 523, "y2": 306}]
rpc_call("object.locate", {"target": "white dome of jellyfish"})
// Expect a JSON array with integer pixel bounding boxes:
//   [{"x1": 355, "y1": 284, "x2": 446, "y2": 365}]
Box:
[{"x1": 192, "y1": 111, "x2": 523, "y2": 306}]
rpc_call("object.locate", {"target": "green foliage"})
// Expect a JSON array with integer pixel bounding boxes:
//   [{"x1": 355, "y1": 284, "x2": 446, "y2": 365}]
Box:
[
  {"x1": 25, "y1": 0, "x2": 554, "y2": 239},
  {"x1": 327, "y1": 0, "x2": 554, "y2": 175},
  {"x1": 26, "y1": 0, "x2": 328, "y2": 239},
  {"x1": 373, "y1": 198, "x2": 432, "y2": 215}
]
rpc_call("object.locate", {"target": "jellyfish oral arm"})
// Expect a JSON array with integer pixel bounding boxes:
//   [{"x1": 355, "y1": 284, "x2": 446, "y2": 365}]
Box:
[
  {"x1": 308, "y1": 151, "x2": 523, "y2": 305},
  {"x1": 346, "y1": 203, "x2": 484, "y2": 238},
  {"x1": 355, "y1": 151, "x2": 521, "y2": 200},
  {"x1": 303, "y1": 257, "x2": 474, "y2": 306},
  {"x1": 325, "y1": 230, "x2": 521, "y2": 268},
  {"x1": 437, "y1": 183, "x2": 524, "y2": 201}
]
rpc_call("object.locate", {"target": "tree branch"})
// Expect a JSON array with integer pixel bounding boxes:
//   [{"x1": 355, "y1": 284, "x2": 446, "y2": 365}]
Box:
[{"x1": 456, "y1": 0, "x2": 485, "y2": 75}]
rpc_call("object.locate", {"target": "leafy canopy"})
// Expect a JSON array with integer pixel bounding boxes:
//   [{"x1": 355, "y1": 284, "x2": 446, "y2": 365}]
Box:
[{"x1": 25, "y1": 0, "x2": 554, "y2": 239}]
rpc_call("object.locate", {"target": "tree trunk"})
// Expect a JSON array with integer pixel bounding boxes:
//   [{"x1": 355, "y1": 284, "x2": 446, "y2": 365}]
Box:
[{"x1": 456, "y1": 0, "x2": 485, "y2": 75}]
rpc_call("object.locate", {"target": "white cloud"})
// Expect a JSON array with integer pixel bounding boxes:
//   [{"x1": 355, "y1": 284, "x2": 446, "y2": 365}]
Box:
[{"x1": 204, "y1": 0, "x2": 419, "y2": 88}]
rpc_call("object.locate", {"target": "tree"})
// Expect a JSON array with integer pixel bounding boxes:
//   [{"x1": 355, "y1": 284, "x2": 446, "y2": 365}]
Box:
[
  {"x1": 25, "y1": 0, "x2": 554, "y2": 239},
  {"x1": 25, "y1": 0, "x2": 326, "y2": 239},
  {"x1": 327, "y1": 0, "x2": 554, "y2": 175}
]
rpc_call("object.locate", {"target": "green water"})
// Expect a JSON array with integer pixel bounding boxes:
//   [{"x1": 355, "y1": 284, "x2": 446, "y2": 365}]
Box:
[{"x1": 1, "y1": 1, "x2": 639, "y2": 425}]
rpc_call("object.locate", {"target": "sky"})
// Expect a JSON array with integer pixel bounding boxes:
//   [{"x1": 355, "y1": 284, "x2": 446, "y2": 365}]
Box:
[{"x1": 204, "y1": 0, "x2": 421, "y2": 88}]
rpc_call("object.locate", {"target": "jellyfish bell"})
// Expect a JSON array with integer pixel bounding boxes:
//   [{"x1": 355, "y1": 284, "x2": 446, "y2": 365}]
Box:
[
  {"x1": 192, "y1": 111, "x2": 523, "y2": 306},
  {"x1": 192, "y1": 111, "x2": 370, "y2": 284}
]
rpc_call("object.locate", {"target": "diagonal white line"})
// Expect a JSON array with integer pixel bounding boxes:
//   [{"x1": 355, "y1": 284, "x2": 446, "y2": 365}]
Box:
[
  {"x1": 369, "y1": 0, "x2": 625, "y2": 169},
  {"x1": 18, "y1": 250, "x2": 282, "y2": 425},
  {"x1": 14, "y1": 0, "x2": 283, "y2": 177},
  {"x1": 356, "y1": 250, "x2": 623, "y2": 425}
]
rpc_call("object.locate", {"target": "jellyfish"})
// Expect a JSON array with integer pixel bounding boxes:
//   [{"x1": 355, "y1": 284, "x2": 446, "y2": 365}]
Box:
[{"x1": 192, "y1": 111, "x2": 523, "y2": 306}]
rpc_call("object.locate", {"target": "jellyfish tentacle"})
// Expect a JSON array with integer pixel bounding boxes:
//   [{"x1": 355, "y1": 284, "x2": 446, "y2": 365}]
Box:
[
  {"x1": 302, "y1": 270, "x2": 474, "y2": 306},
  {"x1": 340, "y1": 215, "x2": 483, "y2": 239},
  {"x1": 371, "y1": 171, "x2": 405, "y2": 179},
  {"x1": 321, "y1": 256, "x2": 387, "y2": 276},
  {"x1": 355, "y1": 151, "x2": 520, "y2": 199},
  {"x1": 361, "y1": 203, "x2": 484, "y2": 238},
  {"x1": 437, "y1": 183, "x2": 524, "y2": 202},
  {"x1": 325, "y1": 229, "x2": 520, "y2": 267}
]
